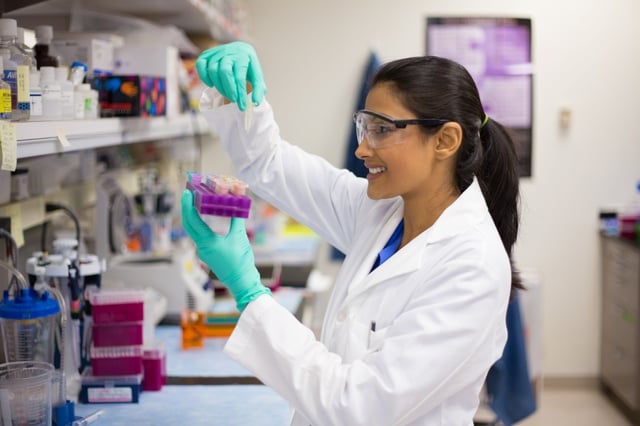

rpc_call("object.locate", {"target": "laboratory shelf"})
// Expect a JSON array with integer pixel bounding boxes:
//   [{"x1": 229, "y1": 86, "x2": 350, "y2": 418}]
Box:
[
  {"x1": 74, "y1": 384, "x2": 290, "y2": 426},
  {"x1": 15, "y1": 113, "x2": 209, "y2": 159},
  {"x1": 4, "y1": 0, "x2": 248, "y2": 41}
]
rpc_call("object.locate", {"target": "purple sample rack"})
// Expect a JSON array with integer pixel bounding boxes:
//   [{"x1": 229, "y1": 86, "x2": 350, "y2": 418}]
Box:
[{"x1": 186, "y1": 172, "x2": 251, "y2": 218}]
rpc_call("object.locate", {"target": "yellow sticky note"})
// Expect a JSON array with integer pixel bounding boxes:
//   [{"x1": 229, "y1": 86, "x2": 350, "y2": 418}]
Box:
[
  {"x1": 56, "y1": 128, "x2": 71, "y2": 147},
  {"x1": 0, "y1": 121, "x2": 17, "y2": 171},
  {"x1": 4, "y1": 204, "x2": 24, "y2": 247}
]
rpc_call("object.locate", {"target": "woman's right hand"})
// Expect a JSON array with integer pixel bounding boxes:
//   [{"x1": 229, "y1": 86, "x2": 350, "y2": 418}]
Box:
[{"x1": 195, "y1": 41, "x2": 267, "y2": 111}]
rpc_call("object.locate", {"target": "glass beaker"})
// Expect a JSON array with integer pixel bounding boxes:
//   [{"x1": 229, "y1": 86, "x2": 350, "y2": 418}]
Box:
[
  {"x1": 0, "y1": 361, "x2": 54, "y2": 426},
  {"x1": 0, "y1": 288, "x2": 60, "y2": 363}
]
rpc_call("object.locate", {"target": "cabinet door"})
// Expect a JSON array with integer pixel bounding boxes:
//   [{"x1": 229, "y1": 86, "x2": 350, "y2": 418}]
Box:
[
  {"x1": 603, "y1": 238, "x2": 640, "y2": 307},
  {"x1": 601, "y1": 300, "x2": 638, "y2": 409},
  {"x1": 601, "y1": 237, "x2": 640, "y2": 410}
]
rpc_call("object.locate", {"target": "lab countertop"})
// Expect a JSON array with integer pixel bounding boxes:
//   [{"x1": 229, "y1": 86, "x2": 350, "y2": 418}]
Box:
[
  {"x1": 74, "y1": 385, "x2": 290, "y2": 425},
  {"x1": 73, "y1": 289, "x2": 305, "y2": 424},
  {"x1": 156, "y1": 287, "x2": 306, "y2": 381}
]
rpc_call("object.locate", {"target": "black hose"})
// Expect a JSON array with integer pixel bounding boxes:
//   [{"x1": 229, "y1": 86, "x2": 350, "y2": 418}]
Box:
[
  {"x1": 43, "y1": 202, "x2": 81, "y2": 253},
  {"x1": 0, "y1": 228, "x2": 18, "y2": 268}
]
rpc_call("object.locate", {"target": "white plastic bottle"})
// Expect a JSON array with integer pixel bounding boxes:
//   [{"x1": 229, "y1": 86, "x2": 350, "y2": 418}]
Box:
[
  {"x1": 74, "y1": 83, "x2": 90, "y2": 119},
  {"x1": 29, "y1": 69, "x2": 42, "y2": 119},
  {"x1": 16, "y1": 27, "x2": 37, "y2": 71},
  {"x1": 55, "y1": 66, "x2": 74, "y2": 119},
  {"x1": 39, "y1": 65, "x2": 61, "y2": 120},
  {"x1": 0, "y1": 18, "x2": 31, "y2": 121},
  {"x1": 88, "y1": 85, "x2": 99, "y2": 118}
]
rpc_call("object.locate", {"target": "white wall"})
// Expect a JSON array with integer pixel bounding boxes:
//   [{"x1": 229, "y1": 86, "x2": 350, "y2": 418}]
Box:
[{"x1": 242, "y1": 0, "x2": 640, "y2": 378}]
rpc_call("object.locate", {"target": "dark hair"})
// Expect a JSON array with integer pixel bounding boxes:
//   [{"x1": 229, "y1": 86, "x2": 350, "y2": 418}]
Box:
[{"x1": 371, "y1": 56, "x2": 523, "y2": 292}]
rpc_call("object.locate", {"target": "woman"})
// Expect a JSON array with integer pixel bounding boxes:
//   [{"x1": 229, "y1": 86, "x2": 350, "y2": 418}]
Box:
[{"x1": 182, "y1": 42, "x2": 522, "y2": 425}]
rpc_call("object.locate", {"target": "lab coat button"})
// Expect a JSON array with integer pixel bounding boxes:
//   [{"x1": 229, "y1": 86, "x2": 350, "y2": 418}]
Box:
[{"x1": 337, "y1": 310, "x2": 348, "y2": 321}]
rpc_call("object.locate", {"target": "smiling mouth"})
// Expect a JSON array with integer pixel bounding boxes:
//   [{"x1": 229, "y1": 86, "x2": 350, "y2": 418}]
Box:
[{"x1": 368, "y1": 166, "x2": 386, "y2": 175}]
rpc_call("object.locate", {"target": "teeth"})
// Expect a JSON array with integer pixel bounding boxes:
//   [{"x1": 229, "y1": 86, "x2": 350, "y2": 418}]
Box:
[{"x1": 368, "y1": 167, "x2": 386, "y2": 174}]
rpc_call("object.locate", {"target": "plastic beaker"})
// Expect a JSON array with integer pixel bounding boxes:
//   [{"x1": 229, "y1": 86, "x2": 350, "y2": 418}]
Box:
[
  {"x1": 0, "y1": 361, "x2": 54, "y2": 426},
  {"x1": 0, "y1": 289, "x2": 60, "y2": 364}
]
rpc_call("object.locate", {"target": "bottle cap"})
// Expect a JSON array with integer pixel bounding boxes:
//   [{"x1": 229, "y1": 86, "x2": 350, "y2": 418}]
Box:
[
  {"x1": 71, "y1": 61, "x2": 88, "y2": 71},
  {"x1": 40, "y1": 66, "x2": 56, "y2": 83},
  {"x1": 0, "y1": 19, "x2": 18, "y2": 38},
  {"x1": 35, "y1": 25, "x2": 53, "y2": 44}
]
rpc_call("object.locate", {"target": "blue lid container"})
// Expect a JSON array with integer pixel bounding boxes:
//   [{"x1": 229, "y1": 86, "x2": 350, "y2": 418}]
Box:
[{"x1": 0, "y1": 289, "x2": 60, "y2": 319}]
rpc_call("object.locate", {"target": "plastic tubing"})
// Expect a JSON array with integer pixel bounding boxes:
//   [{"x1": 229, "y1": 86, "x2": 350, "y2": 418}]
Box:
[
  {"x1": 47, "y1": 284, "x2": 68, "y2": 402},
  {"x1": 0, "y1": 259, "x2": 28, "y2": 291}
]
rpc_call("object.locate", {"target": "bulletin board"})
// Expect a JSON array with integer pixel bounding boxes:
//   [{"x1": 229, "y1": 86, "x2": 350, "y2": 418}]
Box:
[{"x1": 426, "y1": 17, "x2": 533, "y2": 177}]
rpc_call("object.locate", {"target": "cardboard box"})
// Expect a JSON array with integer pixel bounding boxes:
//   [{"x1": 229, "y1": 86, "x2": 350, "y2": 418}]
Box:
[
  {"x1": 114, "y1": 46, "x2": 180, "y2": 117},
  {"x1": 91, "y1": 75, "x2": 166, "y2": 117},
  {"x1": 51, "y1": 35, "x2": 116, "y2": 74}
]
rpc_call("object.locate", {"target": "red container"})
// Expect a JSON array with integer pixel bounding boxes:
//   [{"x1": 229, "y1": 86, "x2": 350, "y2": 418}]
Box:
[
  {"x1": 91, "y1": 345, "x2": 143, "y2": 376},
  {"x1": 92, "y1": 322, "x2": 143, "y2": 347},
  {"x1": 142, "y1": 346, "x2": 166, "y2": 391}
]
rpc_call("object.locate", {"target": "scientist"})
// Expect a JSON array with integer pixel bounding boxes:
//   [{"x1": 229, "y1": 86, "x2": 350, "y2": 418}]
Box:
[{"x1": 181, "y1": 42, "x2": 523, "y2": 425}]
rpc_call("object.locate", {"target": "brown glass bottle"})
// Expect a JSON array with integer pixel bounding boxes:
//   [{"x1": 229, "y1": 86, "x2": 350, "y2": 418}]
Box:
[{"x1": 34, "y1": 25, "x2": 58, "y2": 69}]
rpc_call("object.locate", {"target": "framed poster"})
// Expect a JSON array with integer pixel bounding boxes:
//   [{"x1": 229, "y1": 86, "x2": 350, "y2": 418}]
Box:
[{"x1": 426, "y1": 17, "x2": 533, "y2": 177}]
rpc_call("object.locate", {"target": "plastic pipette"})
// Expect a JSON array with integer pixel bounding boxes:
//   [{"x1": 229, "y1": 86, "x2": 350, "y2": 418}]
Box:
[{"x1": 72, "y1": 409, "x2": 105, "y2": 426}]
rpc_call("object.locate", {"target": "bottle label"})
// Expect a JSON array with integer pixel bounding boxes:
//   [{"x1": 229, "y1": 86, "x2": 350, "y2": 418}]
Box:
[
  {"x1": 16, "y1": 65, "x2": 30, "y2": 112},
  {"x1": 30, "y1": 92, "x2": 43, "y2": 117},
  {"x1": 0, "y1": 87, "x2": 11, "y2": 118},
  {"x1": 2, "y1": 69, "x2": 17, "y2": 110}
]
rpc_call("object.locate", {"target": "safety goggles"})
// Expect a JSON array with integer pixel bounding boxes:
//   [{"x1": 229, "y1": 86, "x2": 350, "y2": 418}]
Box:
[{"x1": 353, "y1": 110, "x2": 450, "y2": 149}]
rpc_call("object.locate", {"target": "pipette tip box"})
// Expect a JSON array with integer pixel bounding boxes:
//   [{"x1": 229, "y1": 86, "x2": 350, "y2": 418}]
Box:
[
  {"x1": 186, "y1": 172, "x2": 251, "y2": 219},
  {"x1": 92, "y1": 322, "x2": 144, "y2": 347},
  {"x1": 89, "y1": 289, "x2": 144, "y2": 324},
  {"x1": 80, "y1": 368, "x2": 143, "y2": 404},
  {"x1": 90, "y1": 345, "x2": 143, "y2": 376}
]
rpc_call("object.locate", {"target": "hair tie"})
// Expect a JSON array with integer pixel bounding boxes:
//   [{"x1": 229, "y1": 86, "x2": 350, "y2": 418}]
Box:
[{"x1": 481, "y1": 114, "x2": 489, "y2": 128}]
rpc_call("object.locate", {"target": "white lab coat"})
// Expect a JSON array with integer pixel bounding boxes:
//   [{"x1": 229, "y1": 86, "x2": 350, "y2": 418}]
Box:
[{"x1": 202, "y1": 101, "x2": 511, "y2": 426}]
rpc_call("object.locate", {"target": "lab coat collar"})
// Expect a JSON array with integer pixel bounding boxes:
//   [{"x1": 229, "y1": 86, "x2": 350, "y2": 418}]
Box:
[
  {"x1": 423, "y1": 177, "x2": 489, "y2": 244},
  {"x1": 344, "y1": 178, "x2": 489, "y2": 300}
]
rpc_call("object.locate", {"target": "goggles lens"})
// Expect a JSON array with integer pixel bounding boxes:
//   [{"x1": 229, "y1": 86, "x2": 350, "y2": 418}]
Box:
[
  {"x1": 353, "y1": 110, "x2": 450, "y2": 149},
  {"x1": 353, "y1": 111, "x2": 407, "y2": 149}
]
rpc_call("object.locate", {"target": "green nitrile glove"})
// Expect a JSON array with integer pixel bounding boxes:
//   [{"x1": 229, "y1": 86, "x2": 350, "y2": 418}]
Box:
[
  {"x1": 195, "y1": 41, "x2": 267, "y2": 111},
  {"x1": 181, "y1": 190, "x2": 271, "y2": 312}
]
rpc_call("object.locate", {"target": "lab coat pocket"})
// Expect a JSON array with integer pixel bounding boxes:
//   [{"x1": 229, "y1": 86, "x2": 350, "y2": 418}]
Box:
[{"x1": 367, "y1": 325, "x2": 389, "y2": 352}]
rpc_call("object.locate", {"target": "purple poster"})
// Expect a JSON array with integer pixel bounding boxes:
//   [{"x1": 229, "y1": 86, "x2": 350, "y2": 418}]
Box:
[{"x1": 426, "y1": 17, "x2": 533, "y2": 177}]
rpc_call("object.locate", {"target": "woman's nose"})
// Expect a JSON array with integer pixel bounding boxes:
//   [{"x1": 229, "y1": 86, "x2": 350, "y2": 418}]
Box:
[{"x1": 355, "y1": 139, "x2": 372, "y2": 159}]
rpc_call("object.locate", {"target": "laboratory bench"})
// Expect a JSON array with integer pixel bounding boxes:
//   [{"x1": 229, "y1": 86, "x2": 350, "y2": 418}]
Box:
[
  {"x1": 157, "y1": 288, "x2": 306, "y2": 384},
  {"x1": 74, "y1": 287, "x2": 306, "y2": 424},
  {"x1": 74, "y1": 385, "x2": 290, "y2": 425}
]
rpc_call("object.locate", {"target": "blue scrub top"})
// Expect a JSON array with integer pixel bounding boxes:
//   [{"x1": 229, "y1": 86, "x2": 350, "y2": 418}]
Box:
[{"x1": 371, "y1": 220, "x2": 404, "y2": 271}]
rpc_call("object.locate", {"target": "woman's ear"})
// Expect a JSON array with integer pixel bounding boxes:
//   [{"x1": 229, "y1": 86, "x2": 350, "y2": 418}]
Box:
[{"x1": 434, "y1": 122, "x2": 463, "y2": 160}]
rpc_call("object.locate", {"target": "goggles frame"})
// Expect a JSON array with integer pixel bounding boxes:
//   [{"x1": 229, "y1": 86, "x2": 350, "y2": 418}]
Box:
[{"x1": 353, "y1": 110, "x2": 450, "y2": 149}]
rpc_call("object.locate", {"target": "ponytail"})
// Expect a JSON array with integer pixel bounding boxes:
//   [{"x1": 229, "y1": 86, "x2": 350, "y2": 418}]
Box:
[{"x1": 478, "y1": 118, "x2": 523, "y2": 292}]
